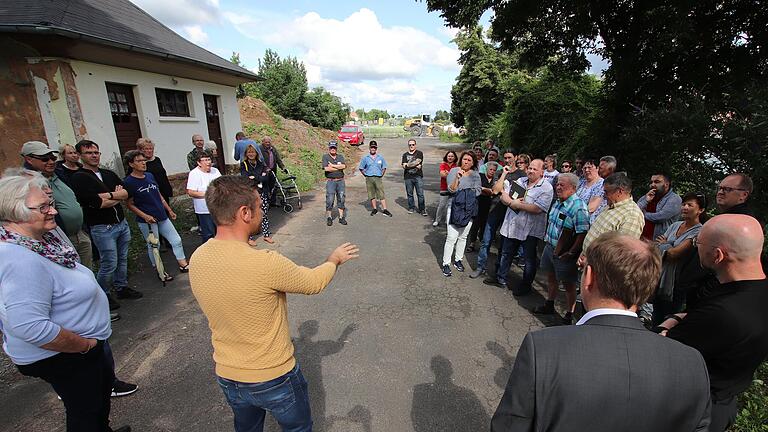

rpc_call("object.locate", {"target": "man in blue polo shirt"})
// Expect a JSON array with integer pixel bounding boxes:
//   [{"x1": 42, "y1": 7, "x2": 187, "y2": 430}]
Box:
[
  {"x1": 233, "y1": 131, "x2": 258, "y2": 162},
  {"x1": 358, "y1": 141, "x2": 392, "y2": 217},
  {"x1": 532, "y1": 172, "x2": 590, "y2": 324}
]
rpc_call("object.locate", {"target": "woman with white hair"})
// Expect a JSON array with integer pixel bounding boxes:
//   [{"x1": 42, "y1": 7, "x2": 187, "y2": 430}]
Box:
[{"x1": 0, "y1": 172, "x2": 128, "y2": 431}]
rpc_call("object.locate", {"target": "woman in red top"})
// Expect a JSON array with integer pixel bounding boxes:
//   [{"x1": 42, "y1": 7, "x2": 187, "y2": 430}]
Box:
[{"x1": 433, "y1": 151, "x2": 458, "y2": 227}]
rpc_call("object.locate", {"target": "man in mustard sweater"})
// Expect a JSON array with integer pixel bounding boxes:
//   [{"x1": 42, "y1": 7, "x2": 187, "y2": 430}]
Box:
[{"x1": 189, "y1": 176, "x2": 359, "y2": 432}]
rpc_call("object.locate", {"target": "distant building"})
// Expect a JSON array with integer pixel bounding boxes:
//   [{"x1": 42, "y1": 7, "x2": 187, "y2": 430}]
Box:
[
  {"x1": 0, "y1": 0, "x2": 260, "y2": 175},
  {"x1": 349, "y1": 111, "x2": 360, "y2": 121}
]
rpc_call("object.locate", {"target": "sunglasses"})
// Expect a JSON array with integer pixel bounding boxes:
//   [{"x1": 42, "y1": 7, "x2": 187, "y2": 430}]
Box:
[
  {"x1": 562, "y1": 164, "x2": 571, "y2": 168},
  {"x1": 29, "y1": 154, "x2": 57, "y2": 162}
]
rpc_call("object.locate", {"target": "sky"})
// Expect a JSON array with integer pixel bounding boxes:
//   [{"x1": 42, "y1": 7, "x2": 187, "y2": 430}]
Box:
[{"x1": 130, "y1": 0, "x2": 608, "y2": 117}]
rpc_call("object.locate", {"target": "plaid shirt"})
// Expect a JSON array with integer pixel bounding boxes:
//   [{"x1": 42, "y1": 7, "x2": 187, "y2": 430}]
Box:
[
  {"x1": 500, "y1": 176, "x2": 554, "y2": 240},
  {"x1": 583, "y1": 197, "x2": 646, "y2": 251},
  {"x1": 544, "y1": 194, "x2": 590, "y2": 247}
]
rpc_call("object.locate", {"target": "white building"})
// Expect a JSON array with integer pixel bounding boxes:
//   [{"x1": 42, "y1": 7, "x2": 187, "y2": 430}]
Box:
[{"x1": 0, "y1": 0, "x2": 259, "y2": 176}]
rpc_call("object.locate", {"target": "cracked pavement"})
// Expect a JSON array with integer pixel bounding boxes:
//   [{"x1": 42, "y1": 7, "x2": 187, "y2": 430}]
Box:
[{"x1": 0, "y1": 137, "x2": 553, "y2": 431}]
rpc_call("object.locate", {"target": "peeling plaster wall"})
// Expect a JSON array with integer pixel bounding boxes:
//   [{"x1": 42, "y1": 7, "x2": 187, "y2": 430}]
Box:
[{"x1": 70, "y1": 60, "x2": 242, "y2": 175}]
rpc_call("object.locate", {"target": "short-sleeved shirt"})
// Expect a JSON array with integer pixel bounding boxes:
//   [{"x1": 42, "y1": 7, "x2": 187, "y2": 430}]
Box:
[
  {"x1": 186, "y1": 167, "x2": 222, "y2": 214},
  {"x1": 322, "y1": 153, "x2": 346, "y2": 179},
  {"x1": 544, "y1": 194, "x2": 590, "y2": 247},
  {"x1": 500, "y1": 176, "x2": 554, "y2": 240},
  {"x1": 439, "y1": 162, "x2": 456, "y2": 191},
  {"x1": 583, "y1": 197, "x2": 646, "y2": 251},
  {"x1": 49, "y1": 174, "x2": 83, "y2": 236},
  {"x1": 402, "y1": 150, "x2": 424, "y2": 179},
  {"x1": 543, "y1": 169, "x2": 560, "y2": 185},
  {"x1": 577, "y1": 177, "x2": 605, "y2": 223},
  {"x1": 359, "y1": 154, "x2": 387, "y2": 177},
  {"x1": 124, "y1": 173, "x2": 168, "y2": 222}
]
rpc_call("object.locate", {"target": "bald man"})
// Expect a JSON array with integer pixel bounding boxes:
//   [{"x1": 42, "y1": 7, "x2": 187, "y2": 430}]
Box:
[
  {"x1": 187, "y1": 134, "x2": 212, "y2": 170},
  {"x1": 661, "y1": 215, "x2": 768, "y2": 432}
]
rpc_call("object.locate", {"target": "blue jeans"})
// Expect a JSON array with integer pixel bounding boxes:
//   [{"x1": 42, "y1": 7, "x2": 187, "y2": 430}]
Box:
[
  {"x1": 325, "y1": 180, "x2": 346, "y2": 211},
  {"x1": 197, "y1": 213, "x2": 216, "y2": 243},
  {"x1": 90, "y1": 219, "x2": 130, "y2": 293},
  {"x1": 476, "y1": 210, "x2": 504, "y2": 271},
  {"x1": 137, "y1": 219, "x2": 186, "y2": 266},
  {"x1": 217, "y1": 364, "x2": 312, "y2": 432},
  {"x1": 497, "y1": 235, "x2": 539, "y2": 294},
  {"x1": 404, "y1": 177, "x2": 425, "y2": 212}
]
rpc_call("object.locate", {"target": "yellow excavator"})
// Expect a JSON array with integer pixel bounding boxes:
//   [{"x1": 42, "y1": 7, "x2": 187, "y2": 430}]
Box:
[{"x1": 403, "y1": 114, "x2": 441, "y2": 137}]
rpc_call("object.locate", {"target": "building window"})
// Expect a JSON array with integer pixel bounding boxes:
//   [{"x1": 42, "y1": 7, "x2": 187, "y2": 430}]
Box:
[{"x1": 155, "y1": 88, "x2": 190, "y2": 117}]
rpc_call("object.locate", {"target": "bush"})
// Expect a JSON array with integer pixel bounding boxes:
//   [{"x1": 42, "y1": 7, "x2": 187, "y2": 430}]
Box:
[{"x1": 733, "y1": 361, "x2": 768, "y2": 432}]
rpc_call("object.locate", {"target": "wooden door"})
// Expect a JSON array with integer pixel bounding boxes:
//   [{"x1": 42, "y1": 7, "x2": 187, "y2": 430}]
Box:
[
  {"x1": 204, "y1": 94, "x2": 226, "y2": 171},
  {"x1": 106, "y1": 83, "x2": 141, "y2": 157}
]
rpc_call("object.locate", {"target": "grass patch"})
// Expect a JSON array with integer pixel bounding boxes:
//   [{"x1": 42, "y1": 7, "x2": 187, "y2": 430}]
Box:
[
  {"x1": 733, "y1": 361, "x2": 768, "y2": 431},
  {"x1": 439, "y1": 131, "x2": 467, "y2": 143}
]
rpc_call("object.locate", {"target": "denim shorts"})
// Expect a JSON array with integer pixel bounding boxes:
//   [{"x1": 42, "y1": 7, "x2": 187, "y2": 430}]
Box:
[{"x1": 540, "y1": 243, "x2": 579, "y2": 283}]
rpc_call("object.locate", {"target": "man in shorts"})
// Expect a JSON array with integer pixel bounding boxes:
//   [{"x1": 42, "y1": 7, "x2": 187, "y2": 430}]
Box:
[
  {"x1": 532, "y1": 173, "x2": 590, "y2": 324},
  {"x1": 358, "y1": 141, "x2": 392, "y2": 217}
]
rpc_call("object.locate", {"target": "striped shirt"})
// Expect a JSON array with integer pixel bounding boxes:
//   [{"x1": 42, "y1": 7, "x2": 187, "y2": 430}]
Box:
[
  {"x1": 583, "y1": 197, "x2": 646, "y2": 251},
  {"x1": 544, "y1": 194, "x2": 590, "y2": 247}
]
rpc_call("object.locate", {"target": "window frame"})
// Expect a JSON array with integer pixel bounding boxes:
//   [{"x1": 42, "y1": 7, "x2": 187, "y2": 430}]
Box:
[{"x1": 155, "y1": 88, "x2": 191, "y2": 117}]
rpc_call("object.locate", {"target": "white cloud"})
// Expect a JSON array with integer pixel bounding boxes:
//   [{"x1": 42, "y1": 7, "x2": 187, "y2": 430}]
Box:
[
  {"x1": 226, "y1": 8, "x2": 460, "y2": 83},
  {"x1": 324, "y1": 79, "x2": 452, "y2": 115},
  {"x1": 438, "y1": 26, "x2": 460, "y2": 40},
  {"x1": 129, "y1": 0, "x2": 221, "y2": 27},
  {"x1": 183, "y1": 25, "x2": 209, "y2": 44}
]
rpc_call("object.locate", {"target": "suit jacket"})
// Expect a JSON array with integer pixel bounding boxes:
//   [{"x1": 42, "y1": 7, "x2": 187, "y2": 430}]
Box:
[{"x1": 491, "y1": 314, "x2": 711, "y2": 432}]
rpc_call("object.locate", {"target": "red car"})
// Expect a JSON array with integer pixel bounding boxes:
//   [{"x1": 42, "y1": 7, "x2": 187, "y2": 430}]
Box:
[{"x1": 338, "y1": 125, "x2": 365, "y2": 146}]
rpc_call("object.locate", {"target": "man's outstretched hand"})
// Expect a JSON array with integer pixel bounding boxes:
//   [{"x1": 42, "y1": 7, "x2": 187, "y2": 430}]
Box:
[{"x1": 328, "y1": 242, "x2": 360, "y2": 266}]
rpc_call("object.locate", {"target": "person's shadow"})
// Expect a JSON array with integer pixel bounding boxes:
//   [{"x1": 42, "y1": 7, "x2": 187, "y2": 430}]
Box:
[
  {"x1": 293, "y1": 321, "x2": 357, "y2": 431},
  {"x1": 411, "y1": 355, "x2": 491, "y2": 431},
  {"x1": 486, "y1": 341, "x2": 515, "y2": 389}
]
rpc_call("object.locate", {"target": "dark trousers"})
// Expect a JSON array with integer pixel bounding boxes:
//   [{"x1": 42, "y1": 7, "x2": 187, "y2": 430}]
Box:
[
  {"x1": 497, "y1": 235, "x2": 539, "y2": 294},
  {"x1": 710, "y1": 395, "x2": 737, "y2": 432},
  {"x1": 467, "y1": 201, "x2": 491, "y2": 245},
  {"x1": 17, "y1": 340, "x2": 114, "y2": 432}
]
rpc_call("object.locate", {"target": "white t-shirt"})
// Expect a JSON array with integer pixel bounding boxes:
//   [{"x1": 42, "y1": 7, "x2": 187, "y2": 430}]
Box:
[
  {"x1": 186, "y1": 167, "x2": 221, "y2": 214},
  {"x1": 543, "y1": 169, "x2": 559, "y2": 185}
]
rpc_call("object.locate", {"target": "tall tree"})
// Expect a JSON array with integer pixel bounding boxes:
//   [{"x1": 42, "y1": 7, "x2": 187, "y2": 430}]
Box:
[
  {"x1": 251, "y1": 49, "x2": 308, "y2": 120},
  {"x1": 300, "y1": 87, "x2": 350, "y2": 131}
]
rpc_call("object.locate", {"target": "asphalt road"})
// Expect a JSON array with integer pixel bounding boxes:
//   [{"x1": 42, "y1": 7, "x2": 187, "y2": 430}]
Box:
[{"x1": 0, "y1": 137, "x2": 558, "y2": 432}]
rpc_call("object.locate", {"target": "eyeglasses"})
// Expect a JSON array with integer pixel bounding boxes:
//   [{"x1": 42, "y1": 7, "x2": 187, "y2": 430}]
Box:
[
  {"x1": 27, "y1": 200, "x2": 56, "y2": 214},
  {"x1": 29, "y1": 154, "x2": 57, "y2": 162},
  {"x1": 717, "y1": 186, "x2": 746, "y2": 193}
]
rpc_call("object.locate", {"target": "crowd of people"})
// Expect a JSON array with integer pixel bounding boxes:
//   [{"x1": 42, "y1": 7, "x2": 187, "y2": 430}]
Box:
[{"x1": 0, "y1": 133, "x2": 766, "y2": 432}]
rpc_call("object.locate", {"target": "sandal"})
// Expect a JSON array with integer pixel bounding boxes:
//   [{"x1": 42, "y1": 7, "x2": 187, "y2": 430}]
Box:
[
  {"x1": 263, "y1": 237, "x2": 275, "y2": 244},
  {"x1": 158, "y1": 272, "x2": 174, "y2": 282},
  {"x1": 178, "y1": 264, "x2": 189, "y2": 273}
]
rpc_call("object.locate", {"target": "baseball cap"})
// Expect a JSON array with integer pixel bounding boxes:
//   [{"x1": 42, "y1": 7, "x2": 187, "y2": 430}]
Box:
[
  {"x1": 369, "y1": 140, "x2": 378, "y2": 148},
  {"x1": 328, "y1": 141, "x2": 338, "y2": 148},
  {"x1": 21, "y1": 141, "x2": 57, "y2": 157}
]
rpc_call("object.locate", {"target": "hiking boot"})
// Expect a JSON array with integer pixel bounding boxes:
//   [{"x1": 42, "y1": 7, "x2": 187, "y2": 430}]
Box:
[
  {"x1": 382, "y1": 209, "x2": 393, "y2": 217},
  {"x1": 469, "y1": 268, "x2": 486, "y2": 279},
  {"x1": 532, "y1": 301, "x2": 556, "y2": 315},
  {"x1": 453, "y1": 260, "x2": 465, "y2": 272},
  {"x1": 116, "y1": 287, "x2": 143, "y2": 300},
  {"x1": 370, "y1": 209, "x2": 378, "y2": 216},
  {"x1": 442, "y1": 264, "x2": 452, "y2": 277},
  {"x1": 339, "y1": 217, "x2": 347, "y2": 225},
  {"x1": 327, "y1": 217, "x2": 333, "y2": 226},
  {"x1": 111, "y1": 380, "x2": 138, "y2": 397},
  {"x1": 107, "y1": 293, "x2": 121, "y2": 311}
]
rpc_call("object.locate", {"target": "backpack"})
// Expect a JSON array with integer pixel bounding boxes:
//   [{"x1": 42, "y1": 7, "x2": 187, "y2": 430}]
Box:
[{"x1": 450, "y1": 189, "x2": 478, "y2": 227}]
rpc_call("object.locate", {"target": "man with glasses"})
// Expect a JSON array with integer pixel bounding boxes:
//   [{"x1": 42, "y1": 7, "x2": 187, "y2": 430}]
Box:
[
  {"x1": 716, "y1": 173, "x2": 754, "y2": 216},
  {"x1": 20, "y1": 141, "x2": 94, "y2": 272},
  {"x1": 660, "y1": 214, "x2": 768, "y2": 432},
  {"x1": 70, "y1": 140, "x2": 143, "y2": 305},
  {"x1": 578, "y1": 173, "x2": 645, "y2": 269},
  {"x1": 401, "y1": 139, "x2": 427, "y2": 216},
  {"x1": 186, "y1": 153, "x2": 222, "y2": 242}
]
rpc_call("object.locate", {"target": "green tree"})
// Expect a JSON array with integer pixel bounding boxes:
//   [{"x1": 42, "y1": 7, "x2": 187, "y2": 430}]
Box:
[
  {"x1": 229, "y1": 52, "x2": 258, "y2": 99},
  {"x1": 249, "y1": 49, "x2": 308, "y2": 120},
  {"x1": 366, "y1": 109, "x2": 390, "y2": 121},
  {"x1": 434, "y1": 110, "x2": 450, "y2": 122},
  {"x1": 300, "y1": 87, "x2": 350, "y2": 131}
]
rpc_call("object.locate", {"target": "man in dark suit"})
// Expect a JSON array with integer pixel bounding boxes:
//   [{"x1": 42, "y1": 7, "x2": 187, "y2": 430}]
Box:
[{"x1": 491, "y1": 232, "x2": 711, "y2": 431}]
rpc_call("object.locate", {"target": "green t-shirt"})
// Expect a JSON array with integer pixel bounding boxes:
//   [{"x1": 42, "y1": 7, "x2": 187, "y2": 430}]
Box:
[{"x1": 50, "y1": 175, "x2": 83, "y2": 235}]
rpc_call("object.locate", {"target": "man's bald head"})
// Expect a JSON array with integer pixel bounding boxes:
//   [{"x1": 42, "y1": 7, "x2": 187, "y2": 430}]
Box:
[{"x1": 699, "y1": 214, "x2": 764, "y2": 263}]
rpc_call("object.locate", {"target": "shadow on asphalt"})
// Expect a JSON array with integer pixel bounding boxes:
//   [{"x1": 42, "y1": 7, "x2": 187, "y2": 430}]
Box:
[
  {"x1": 293, "y1": 321, "x2": 358, "y2": 432},
  {"x1": 410, "y1": 355, "x2": 490, "y2": 431},
  {"x1": 487, "y1": 341, "x2": 515, "y2": 390}
]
